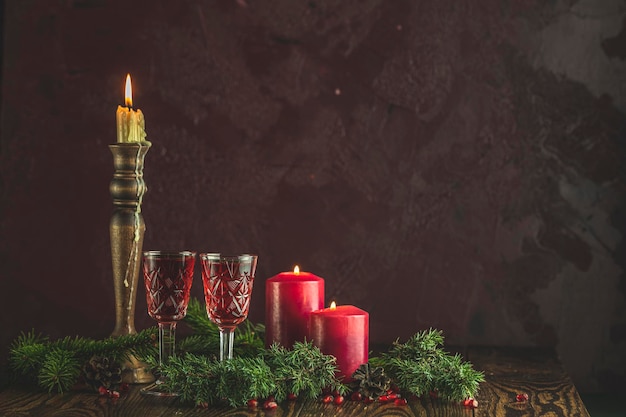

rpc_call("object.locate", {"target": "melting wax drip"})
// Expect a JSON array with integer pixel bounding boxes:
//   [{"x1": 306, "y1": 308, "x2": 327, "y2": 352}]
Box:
[{"x1": 122, "y1": 145, "x2": 145, "y2": 323}]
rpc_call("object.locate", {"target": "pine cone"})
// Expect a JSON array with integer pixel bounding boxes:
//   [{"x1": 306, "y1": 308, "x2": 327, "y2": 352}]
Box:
[
  {"x1": 82, "y1": 356, "x2": 122, "y2": 391},
  {"x1": 350, "y1": 363, "x2": 391, "y2": 398}
]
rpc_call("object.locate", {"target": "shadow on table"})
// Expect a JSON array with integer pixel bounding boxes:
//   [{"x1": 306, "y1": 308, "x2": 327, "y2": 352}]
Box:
[{"x1": 580, "y1": 393, "x2": 622, "y2": 417}]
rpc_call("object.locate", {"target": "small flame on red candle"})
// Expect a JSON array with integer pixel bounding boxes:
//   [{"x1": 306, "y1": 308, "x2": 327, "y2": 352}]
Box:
[
  {"x1": 124, "y1": 74, "x2": 133, "y2": 107},
  {"x1": 293, "y1": 265, "x2": 300, "y2": 275},
  {"x1": 330, "y1": 301, "x2": 337, "y2": 309}
]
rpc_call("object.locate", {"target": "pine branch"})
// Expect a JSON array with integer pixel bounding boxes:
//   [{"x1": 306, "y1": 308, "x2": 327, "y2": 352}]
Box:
[
  {"x1": 88, "y1": 329, "x2": 159, "y2": 362},
  {"x1": 369, "y1": 329, "x2": 485, "y2": 401},
  {"x1": 37, "y1": 348, "x2": 81, "y2": 393},
  {"x1": 176, "y1": 334, "x2": 219, "y2": 356},
  {"x1": 265, "y1": 341, "x2": 347, "y2": 402},
  {"x1": 9, "y1": 328, "x2": 158, "y2": 393},
  {"x1": 159, "y1": 341, "x2": 344, "y2": 407},
  {"x1": 9, "y1": 330, "x2": 49, "y2": 379},
  {"x1": 215, "y1": 357, "x2": 277, "y2": 407},
  {"x1": 235, "y1": 320, "x2": 266, "y2": 357},
  {"x1": 159, "y1": 353, "x2": 276, "y2": 407}
]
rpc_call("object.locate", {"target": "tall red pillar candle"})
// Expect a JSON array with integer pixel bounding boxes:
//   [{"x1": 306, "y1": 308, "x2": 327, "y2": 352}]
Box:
[
  {"x1": 308, "y1": 302, "x2": 369, "y2": 381},
  {"x1": 265, "y1": 266, "x2": 324, "y2": 348}
]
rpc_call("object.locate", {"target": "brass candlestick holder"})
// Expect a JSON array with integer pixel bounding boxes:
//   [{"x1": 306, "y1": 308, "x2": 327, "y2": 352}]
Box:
[{"x1": 109, "y1": 141, "x2": 154, "y2": 384}]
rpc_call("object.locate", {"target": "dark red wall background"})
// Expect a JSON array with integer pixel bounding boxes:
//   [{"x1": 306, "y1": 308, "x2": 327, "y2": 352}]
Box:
[{"x1": 1, "y1": 0, "x2": 625, "y2": 393}]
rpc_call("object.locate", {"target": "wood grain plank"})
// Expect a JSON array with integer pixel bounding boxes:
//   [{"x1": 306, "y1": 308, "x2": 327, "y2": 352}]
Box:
[
  {"x1": 0, "y1": 387, "x2": 470, "y2": 417},
  {"x1": 468, "y1": 346, "x2": 590, "y2": 417},
  {"x1": 291, "y1": 398, "x2": 468, "y2": 417}
]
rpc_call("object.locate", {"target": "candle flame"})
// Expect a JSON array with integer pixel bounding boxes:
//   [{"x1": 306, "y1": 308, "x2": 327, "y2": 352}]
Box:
[
  {"x1": 330, "y1": 301, "x2": 336, "y2": 309},
  {"x1": 124, "y1": 74, "x2": 133, "y2": 107},
  {"x1": 293, "y1": 265, "x2": 300, "y2": 275}
]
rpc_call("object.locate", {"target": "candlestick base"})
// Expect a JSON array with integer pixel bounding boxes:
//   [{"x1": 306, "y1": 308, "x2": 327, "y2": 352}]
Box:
[
  {"x1": 109, "y1": 141, "x2": 154, "y2": 384},
  {"x1": 121, "y1": 356, "x2": 155, "y2": 384}
]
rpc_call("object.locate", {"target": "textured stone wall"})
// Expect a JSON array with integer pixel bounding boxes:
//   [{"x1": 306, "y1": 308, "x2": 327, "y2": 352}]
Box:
[{"x1": 1, "y1": 0, "x2": 625, "y2": 392}]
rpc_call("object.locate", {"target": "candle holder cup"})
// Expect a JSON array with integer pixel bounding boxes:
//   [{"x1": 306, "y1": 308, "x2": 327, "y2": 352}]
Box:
[{"x1": 109, "y1": 141, "x2": 154, "y2": 384}]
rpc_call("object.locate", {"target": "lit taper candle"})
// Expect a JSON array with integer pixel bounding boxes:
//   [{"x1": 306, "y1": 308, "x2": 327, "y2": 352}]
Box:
[{"x1": 116, "y1": 74, "x2": 147, "y2": 143}]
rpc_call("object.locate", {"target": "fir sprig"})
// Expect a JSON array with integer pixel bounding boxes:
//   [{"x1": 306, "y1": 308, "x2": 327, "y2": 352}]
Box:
[
  {"x1": 9, "y1": 328, "x2": 158, "y2": 393},
  {"x1": 265, "y1": 341, "x2": 347, "y2": 402},
  {"x1": 158, "y1": 341, "x2": 345, "y2": 407},
  {"x1": 8, "y1": 331, "x2": 49, "y2": 376},
  {"x1": 37, "y1": 348, "x2": 80, "y2": 393},
  {"x1": 370, "y1": 329, "x2": 484, "y2": 401},
  {"x1": 161, "y1": 354, "x2": 276, "y2": 407}
]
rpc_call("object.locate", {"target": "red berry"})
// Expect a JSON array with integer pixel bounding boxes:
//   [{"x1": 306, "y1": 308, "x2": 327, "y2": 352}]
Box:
[
  {"x1": 350, "y1": 392, "x2": 362, "y2": 401},
  {"x1": 263, "y1": 400, "x2": 277, "y2": 410},
  {"x1": 334, "y1": 395, "x2": 344, "y2": 405},
  {"x1": 394, "y1": 398, "x2": 408, "y2": 406},
  {"x1": 247, "y1": 399, "x2": 258, "y2": 408},
  {"x1": 363, "y1": 396, "x2": 375, "y2": 404},
  {"x1": 108, "y1": 390, "x2": 120, "y2": 399},
  {"x1": 332, "y1": 389, "x2": 341, "y2": 397},
  {"x1": 387, "y1": 393, "x2": 398, "y2": 400},
  {"x1": 462, "y1": 398, "x2": 479, "y2": 408},
  {"x1": 516, "y1": 393, "x2": 529, "y2": 402},
  {"x1": 98, "y1": 386, "x2": 108, "y2": 396},
  {"x1": 287, "y1": 393, "x2": 297, "y2": 401},
  {"x1": 378, "y1": 395, "x2": 389, "y2": 402},
  {"x1": 322, "y1": 394, "x2": 334, "y2": 404}
]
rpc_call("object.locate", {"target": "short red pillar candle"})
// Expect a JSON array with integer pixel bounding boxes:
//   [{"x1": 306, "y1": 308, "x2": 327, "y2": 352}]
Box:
[
  {"x1": 265, "y1": 266, "x2": 324, "y2": 348},
  {"x1": 308, "y1": 302, "x2": 369, "y2": 381}
]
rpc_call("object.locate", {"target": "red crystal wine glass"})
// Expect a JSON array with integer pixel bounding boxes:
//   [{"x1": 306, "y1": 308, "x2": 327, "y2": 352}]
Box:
[
  {"x1": 200, "y1": 253, "x2": 257, "y2": 361},
  {"x1": 141, "y1": 250, "x2": 196, "y2": 396}
]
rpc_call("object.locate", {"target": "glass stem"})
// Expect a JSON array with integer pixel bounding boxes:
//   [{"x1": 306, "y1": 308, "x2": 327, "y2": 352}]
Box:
[
  {"x1": 219, "y1": 328, "x2": 235, "y2": 361},
  {"x1": 158, "y1": 321, "x2": 177, "y2": 366}
]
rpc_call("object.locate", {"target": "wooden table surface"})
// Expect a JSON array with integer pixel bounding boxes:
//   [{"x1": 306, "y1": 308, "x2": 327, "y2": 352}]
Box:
[{"x1": 0, "y1": 346, "x2": 590, "y2": 417}]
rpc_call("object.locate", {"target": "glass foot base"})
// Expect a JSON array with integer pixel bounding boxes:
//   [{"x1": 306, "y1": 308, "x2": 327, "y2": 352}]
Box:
[{"x1": 140, "y1": 380, "x2": 179, "y2": 397}]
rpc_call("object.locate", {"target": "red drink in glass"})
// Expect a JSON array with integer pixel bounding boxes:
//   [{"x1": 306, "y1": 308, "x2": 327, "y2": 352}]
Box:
[
  {"x1": 143, "y1": 252, "x2": 196, "y2": 322},
  {"x1": 200, "y1": 253, "x2": 258, "y2": 360},
  {"x1": 141, "y1": 250, "x2": 196, "y2": 397}
]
